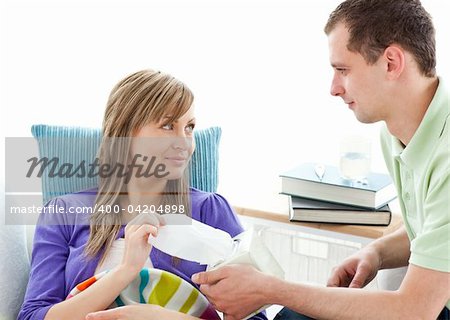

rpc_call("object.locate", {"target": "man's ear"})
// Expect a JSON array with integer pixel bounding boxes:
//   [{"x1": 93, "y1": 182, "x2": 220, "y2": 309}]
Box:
[{"x1": 383, "y1": 45, "x2": 405, "y2": 79}]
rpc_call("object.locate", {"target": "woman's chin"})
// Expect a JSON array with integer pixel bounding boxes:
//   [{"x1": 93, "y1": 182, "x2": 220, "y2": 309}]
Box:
[{"x1": 164, "y1": 167, "x2": 188, "y2": 181}]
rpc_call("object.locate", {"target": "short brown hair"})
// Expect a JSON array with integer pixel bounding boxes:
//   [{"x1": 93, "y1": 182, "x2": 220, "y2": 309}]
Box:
[{"x1": 324, "y1": 0, "x2": 436, "y2": 77}]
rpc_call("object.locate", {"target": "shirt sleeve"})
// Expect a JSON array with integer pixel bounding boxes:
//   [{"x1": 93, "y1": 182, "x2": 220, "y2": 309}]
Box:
[
  {"x1": 410, "y1": 171, "x2": 450, "y2": 272},
  {"x1": 18, "y1": 198, "x2": 72, "y2": 320},
  {"x1": 198, "y1": 192, "x2": 244, "y2": 238}
]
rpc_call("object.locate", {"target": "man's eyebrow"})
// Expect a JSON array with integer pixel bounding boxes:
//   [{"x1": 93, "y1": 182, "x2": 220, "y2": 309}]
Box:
[{"x1": 331, "y1": 63, "x2": 349, "y2": 68}]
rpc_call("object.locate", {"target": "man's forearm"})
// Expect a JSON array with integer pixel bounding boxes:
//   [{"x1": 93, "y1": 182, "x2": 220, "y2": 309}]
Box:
[
  {"x1": 262, "y1": 227, "x2": 415, "y2": 319},
  {"x1": 269, "y1": 279, "x2": 410, "y2": 320},
  {"x1": 371, "y1": 226, "x2": 410, "y2": 269}
]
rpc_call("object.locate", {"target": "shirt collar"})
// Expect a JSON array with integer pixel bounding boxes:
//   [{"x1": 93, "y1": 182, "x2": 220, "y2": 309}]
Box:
[{"x1": 398, "y1": 77, "x2": 448, "y2": 169}]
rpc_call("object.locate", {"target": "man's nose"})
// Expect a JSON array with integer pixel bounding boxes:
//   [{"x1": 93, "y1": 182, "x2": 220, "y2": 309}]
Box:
[{"x1": 330, "y1": 75, "x2": 345, "y2": 97}]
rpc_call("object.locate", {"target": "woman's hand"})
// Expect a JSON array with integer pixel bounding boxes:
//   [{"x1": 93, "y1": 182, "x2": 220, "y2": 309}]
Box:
[
  {"x1": 85, "y1": 305, "x2": 198, "y2": 320},
  {"x1": 120, "y1": 213, "x2": 163, "y2": 275}
]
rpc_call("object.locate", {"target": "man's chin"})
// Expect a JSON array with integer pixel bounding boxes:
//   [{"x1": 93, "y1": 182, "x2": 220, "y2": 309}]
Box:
[{"x1": 354, "y1": 112, "x2": 378, "y2": 124}]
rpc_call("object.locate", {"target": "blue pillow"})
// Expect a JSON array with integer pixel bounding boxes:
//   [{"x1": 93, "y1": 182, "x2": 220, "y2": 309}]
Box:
[{"x1": 31, "y1": 125, "x2": 221, "y2": 203}]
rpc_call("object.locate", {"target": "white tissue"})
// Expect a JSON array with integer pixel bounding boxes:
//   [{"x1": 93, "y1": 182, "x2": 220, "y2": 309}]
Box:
[
  {"x1": 149, "y1": 214, "x2": 285, "y2": 320},
  {"x1": 148, "y1": 214, "x2": 235, "y2": 265}
]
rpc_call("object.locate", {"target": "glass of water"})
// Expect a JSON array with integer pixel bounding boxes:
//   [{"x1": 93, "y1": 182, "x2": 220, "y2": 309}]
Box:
[{"x1": 339, "y1": 135, "x2": 371, "y2": 183}]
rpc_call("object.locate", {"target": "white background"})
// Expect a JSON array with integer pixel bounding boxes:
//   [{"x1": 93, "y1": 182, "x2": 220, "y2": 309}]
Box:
[{"x1": 1, "y1": 0, "x2": 449, "y2": 201}]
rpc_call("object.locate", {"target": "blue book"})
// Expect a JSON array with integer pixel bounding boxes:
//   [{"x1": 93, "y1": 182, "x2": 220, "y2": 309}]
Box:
[{"x1": 280, "y1": 163, "x2": 397, "y2": 209}]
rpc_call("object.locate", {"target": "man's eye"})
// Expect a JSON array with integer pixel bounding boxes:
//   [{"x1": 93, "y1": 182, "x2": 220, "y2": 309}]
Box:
[{"x1": 336, "y1": 68, "x2": 348, "y2": 75}]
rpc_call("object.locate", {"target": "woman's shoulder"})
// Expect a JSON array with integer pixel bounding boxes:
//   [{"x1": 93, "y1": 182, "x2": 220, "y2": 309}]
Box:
[
  {"x1": 189, "y1": 187, "x2": 230, "y2": 207},
  {"x1": 45, "y1": 187, "x2": 98, "y2": 207},
  {"x1": 190, "y1": 188, "x2": 243, "y2": 236},
  {"x1": 40, "y1": 188, "x2": 98, "y2": 225}
]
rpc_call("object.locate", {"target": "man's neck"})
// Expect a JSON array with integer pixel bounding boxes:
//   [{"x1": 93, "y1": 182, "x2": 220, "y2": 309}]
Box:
[{"x1": 385, "y1": 76, "x2": 439, "y2": 146}]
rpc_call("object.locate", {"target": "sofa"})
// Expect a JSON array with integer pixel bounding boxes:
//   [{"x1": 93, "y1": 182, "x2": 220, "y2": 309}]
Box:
[{"x1": 0, "y1": 125, "x2": 222, "y2": 320}]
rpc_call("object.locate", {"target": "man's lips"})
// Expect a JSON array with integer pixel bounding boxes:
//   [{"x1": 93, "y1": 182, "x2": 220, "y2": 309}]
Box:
[{"x1": 345, "y1": 101, "x2": 355, "y2": 108}]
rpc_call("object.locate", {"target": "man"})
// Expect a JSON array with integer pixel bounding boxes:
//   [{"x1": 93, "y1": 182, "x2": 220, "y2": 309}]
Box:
[{"x1": 192, "y1": 0, "x2": 450, "y2": 319}]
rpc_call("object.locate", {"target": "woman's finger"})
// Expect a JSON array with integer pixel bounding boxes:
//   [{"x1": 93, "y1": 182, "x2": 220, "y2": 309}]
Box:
[
  {"x1": 126, "y1": 224, "x2": 158, "y2": 241},
  {"x1": 128, "y1": 212, "x2": 162, "y2": 227}
]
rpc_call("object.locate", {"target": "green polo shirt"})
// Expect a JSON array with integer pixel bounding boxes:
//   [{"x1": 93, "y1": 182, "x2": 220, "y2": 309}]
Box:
[{"x1": 381, "y1": 77, "x2": 449, "y2": 308}]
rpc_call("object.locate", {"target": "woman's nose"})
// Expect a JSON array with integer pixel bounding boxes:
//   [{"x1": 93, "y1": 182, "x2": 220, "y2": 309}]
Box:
[{"x1": 171, "y1": 137, "x2": 192, "y2": 150}]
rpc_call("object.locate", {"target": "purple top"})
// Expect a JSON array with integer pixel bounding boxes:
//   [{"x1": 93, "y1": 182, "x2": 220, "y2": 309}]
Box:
[{"x1": 19, "y1": 188, "x2": 267, "y2": 320}]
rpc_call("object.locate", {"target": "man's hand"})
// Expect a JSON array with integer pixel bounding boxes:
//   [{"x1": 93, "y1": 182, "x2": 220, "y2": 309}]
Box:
[
  {"x1": 327, "y1": 245, "x2": 381, "y2": 288},
  {"x1": 192, "y1": 265, "x2": 271, "y2": 320}
]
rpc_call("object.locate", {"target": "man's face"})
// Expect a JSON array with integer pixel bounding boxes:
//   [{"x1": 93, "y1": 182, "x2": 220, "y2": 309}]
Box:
[{"x1": 327, "y1": 23, "x2": 388, "y2": 123}]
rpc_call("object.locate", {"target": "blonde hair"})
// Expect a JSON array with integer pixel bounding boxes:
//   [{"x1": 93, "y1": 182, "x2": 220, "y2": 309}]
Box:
[{"x1": 85, "y1": 69, "x2": 194, "y2": 262}]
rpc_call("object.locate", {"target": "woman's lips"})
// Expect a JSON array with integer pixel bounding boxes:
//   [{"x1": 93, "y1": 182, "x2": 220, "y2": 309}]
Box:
[{"x1": 165, "y1": 156, "x2": 187, "y2": 166}]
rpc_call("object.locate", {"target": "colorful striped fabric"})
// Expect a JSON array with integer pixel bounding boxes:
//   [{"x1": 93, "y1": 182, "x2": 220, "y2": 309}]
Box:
[{"x1": 67, "y1": 268, "x2": 220, "y2": 319}]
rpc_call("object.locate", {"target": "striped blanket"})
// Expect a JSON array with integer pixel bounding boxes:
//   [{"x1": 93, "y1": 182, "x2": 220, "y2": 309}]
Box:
[{"x1": 67, "y1": 268, "x2": 220, "y2": 319}]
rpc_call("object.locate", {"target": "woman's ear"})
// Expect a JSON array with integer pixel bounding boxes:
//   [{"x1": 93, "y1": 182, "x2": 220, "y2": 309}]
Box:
[{"x1": 383, "y1": 45, "x2": 405, "y2": 79}]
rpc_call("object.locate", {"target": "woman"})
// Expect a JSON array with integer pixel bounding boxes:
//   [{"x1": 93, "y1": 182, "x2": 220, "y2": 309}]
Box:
[{"x1": 19, "y1": 70, "x2": 267, "y2": 320}]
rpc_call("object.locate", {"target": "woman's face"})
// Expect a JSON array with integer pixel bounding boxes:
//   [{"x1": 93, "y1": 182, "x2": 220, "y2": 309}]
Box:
[{"x1": 130, "y1": 105, "x2": 196, "y2": 182}]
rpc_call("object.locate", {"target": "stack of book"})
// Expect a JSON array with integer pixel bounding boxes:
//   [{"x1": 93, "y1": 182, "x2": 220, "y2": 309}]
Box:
[{"x1": 280, "y1": 163, "x2": 397, "y2": 226}]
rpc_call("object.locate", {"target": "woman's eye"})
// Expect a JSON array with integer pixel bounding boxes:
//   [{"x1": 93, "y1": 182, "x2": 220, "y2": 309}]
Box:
[
  {"x1": 185, "y1": 124, "x2": 195, "y2": 134},
  {"x1": 162, "y1": 123, "x2": 173, "y2": 130}
]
